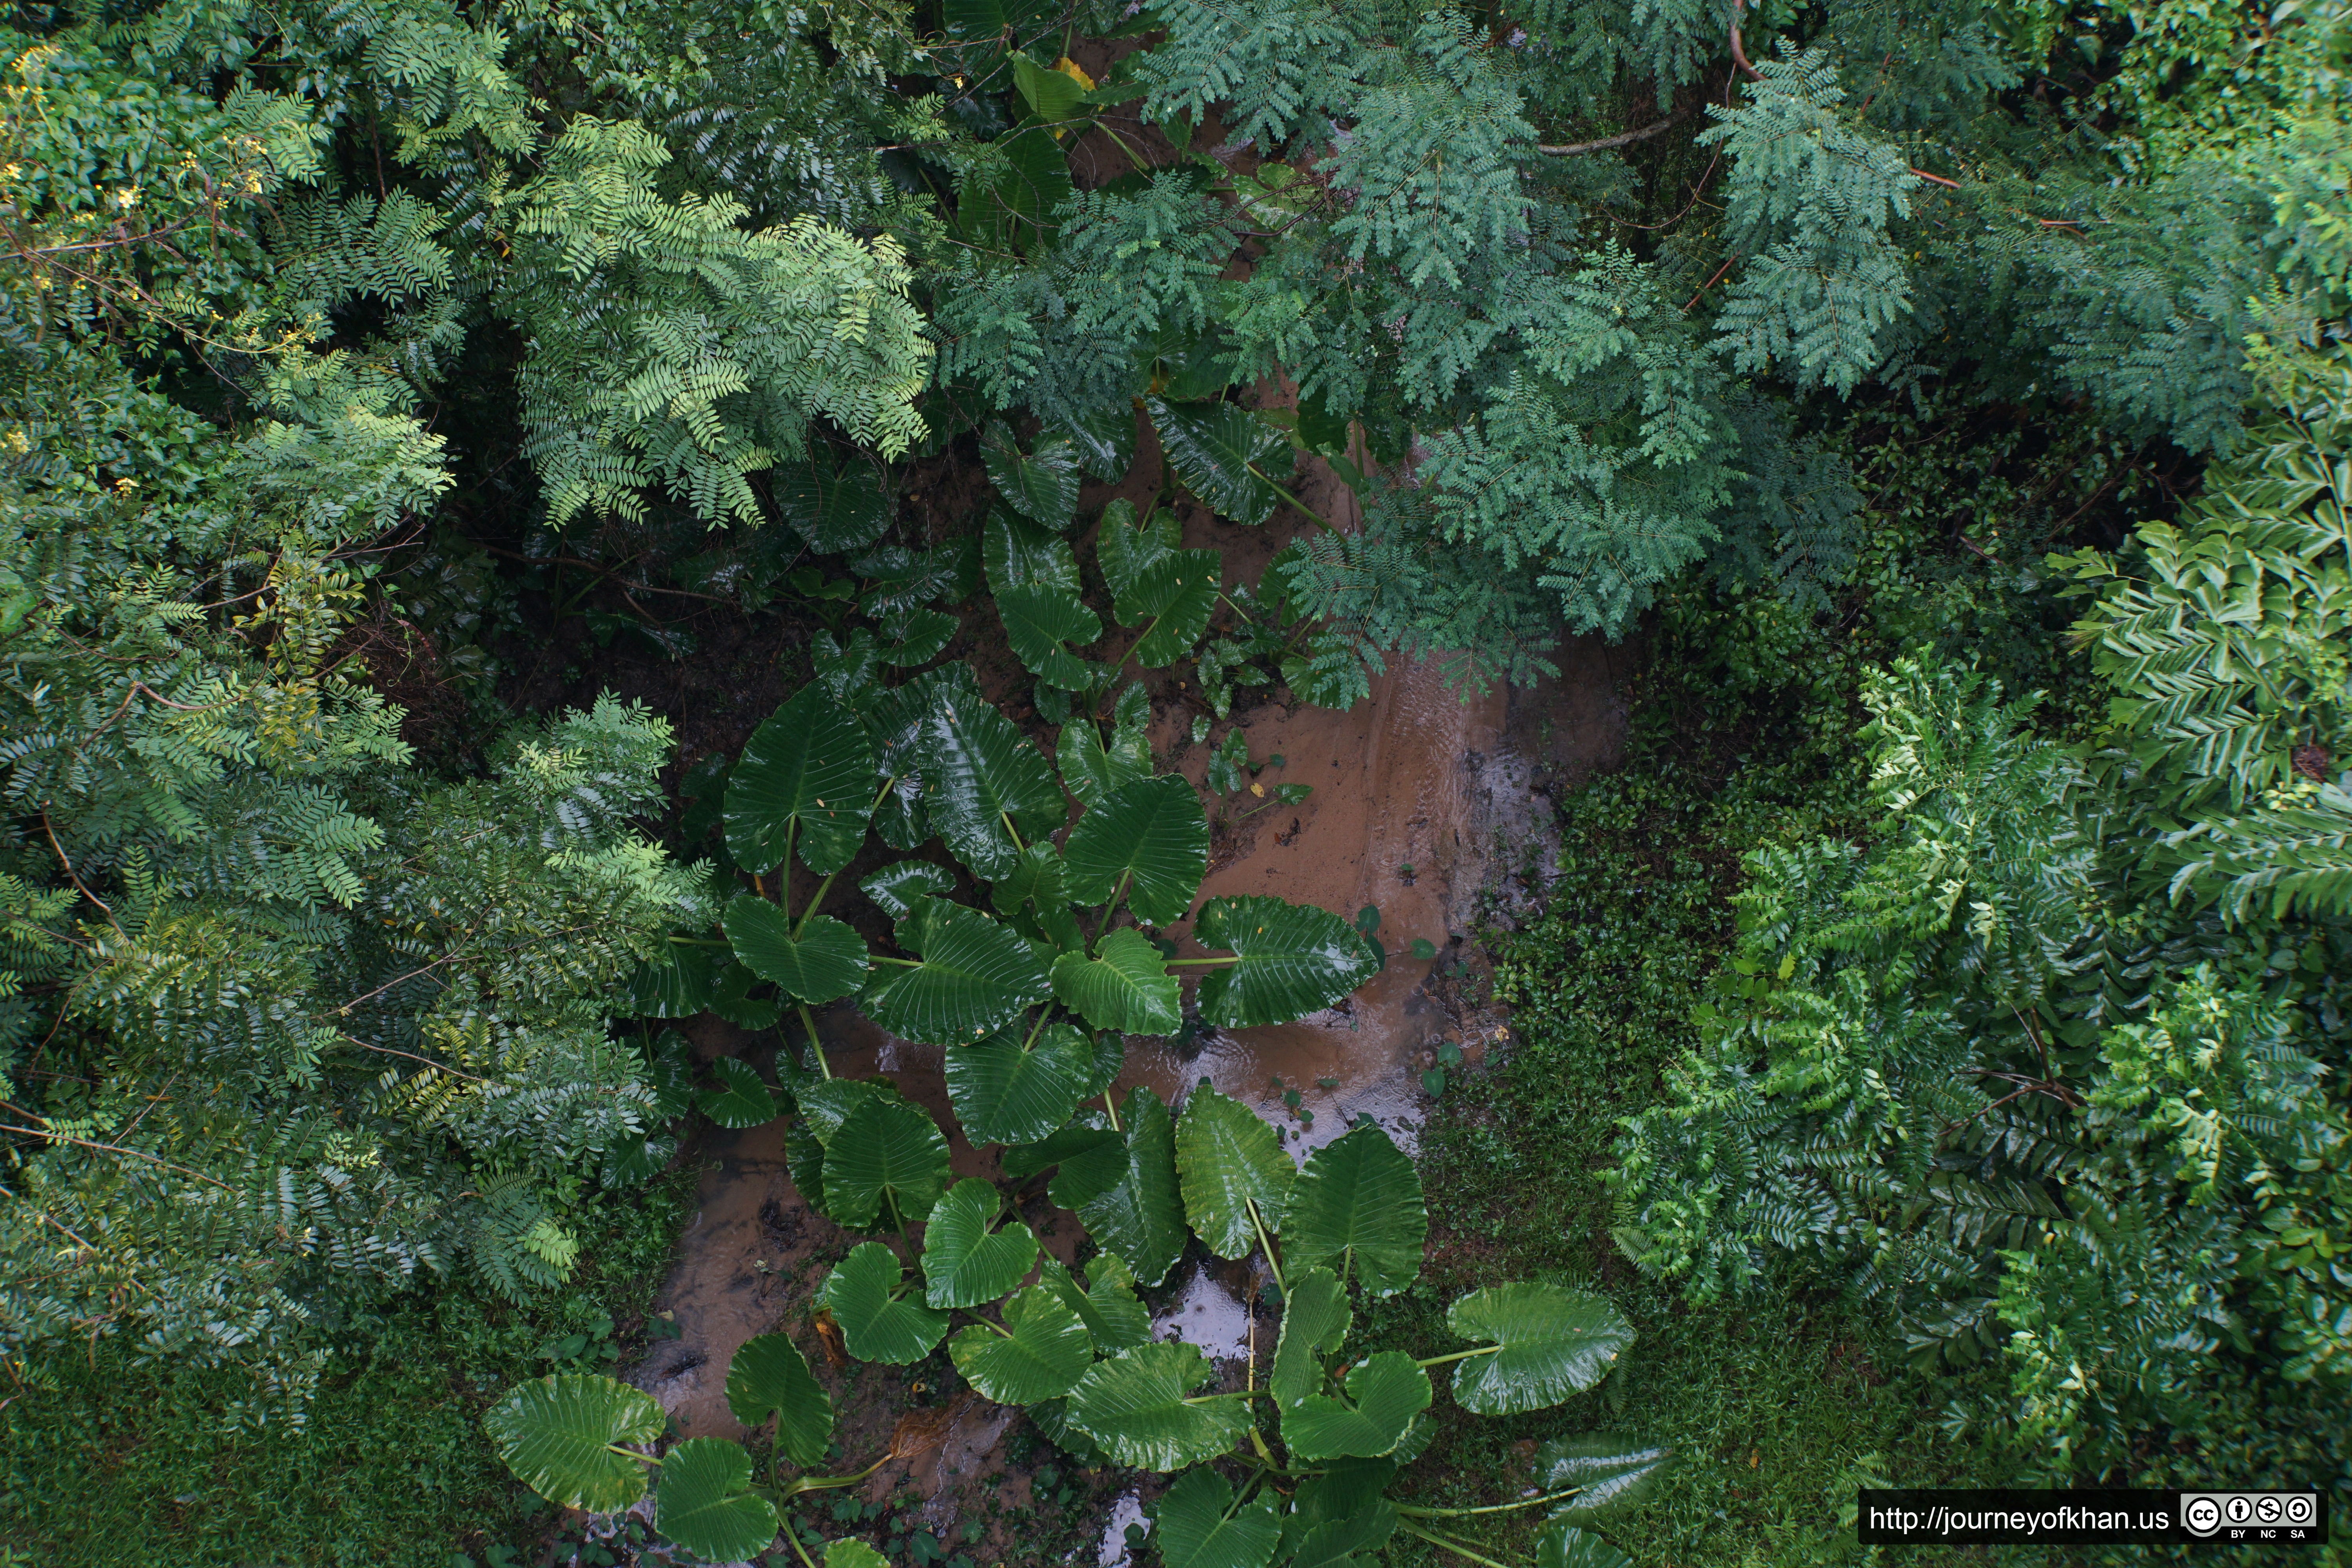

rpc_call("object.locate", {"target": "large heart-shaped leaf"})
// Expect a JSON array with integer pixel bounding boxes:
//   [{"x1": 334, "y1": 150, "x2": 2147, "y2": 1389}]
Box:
[
  {"x1": 1268, "y1": 1265, "x2": 1350, "y2": 1409},
  {"x1": 1010, "y1": 51, "x2": 1090, "y2": 125},
  {"x1": 724, "y1": 1333, "x2": 834, "y2": 1469},
  {"x1": 726, "y1": 685, "x2": 875, "y2": 875},
  {"x1": 944, "y1": 1022, "x2": 1093, "y2": 1143},
  {"x1": 991, "y1": 841, "x2": 1071, "y2": 918},
  {"x1": 1153, "y1": 1465, "x2": 1282, "y2": 1568},
  {"x1": 797, "y1": 1076, "x2": 895, "y2": 1143},
  {"x1": 1060, "y1": 402, "x2": 1136, "y2": 482},
  {"x1": 1537, "y1": 1435, "x2": 1675, "y2": 1523},
  {"x1": 699, "y1": 1057, "x2": 781, "y2": 1129},
  {"x1": 1535, "y1": 1524, "x2": 1636, "y2": 1568},
  {"x1": 983, "y1": 423, "x2": 1084, "y2": 532},
  {"x1": 485, "y1": 1375, "x2": 661, "y2": 1512},
  {"x1": 985, "y1": 504, "x2": 1082, "y2": 593},
  {"x1": 1057, "y1": 713, "x2": 1152, "y2": 809},
  {"x1": 654, "y1": 1437, "x2": 781, "y2": 1562},
  {"x1": 1280, "y1": 1350, "x2": 1431, "y2": 1461},
  {"x1": 822, "y1": 1095, "x2": 953, "y2": 1227},
  {"x1": 1192, "y1": 897, "x2": 1379, "y2": 1027},
  {"x1": 862, "y1": 899, "x2": 1053, "y2": 1045},
  {"x1": 1175, "y1": 1085, "x2": 1293, "y2": 1258},
  {"x1": 1146, "y1": 397, "x2": 1287, "y2": 525},
  {"x1": 708, "y1": 960, "x2": 780, "y2": 1030},
  {"x1": 879, "y1": 606, "x2": 958, "y2": 666},
  {"x1": 949, "y1": 1285, "x2": 1094, "y2": 1404},
  {"x1": 1446, "y1": 1284, "x2": 1635, "y2": 1416},
  {"x1": 1114, "y1": 548, "x2": 1221, "y2": 668},
  {"x1": 999, "y1": 583, "x2": 1104, "y2": 690},
  {"x1": 915, "y1": 686, "x2": 1066, "y2": 881},
  {"x1": 1282, "y1": 1498, "x2": 1398, "y2": 1568},
  {"x1": 779, "y1": 460, "x2": 892, "y2": 552},
  {"x1": 855, "y1": 539, "x2": 981, "y2": 615},
  {"x1": 628, "y1": 940, "x2": 719, "y2": 1018},
  {"x1": 1063, "y1": 776, "x2": 1209, "y2": 927},
  {"x1": 866, "y1": 664, "x2": 980, "y2": 779},
  {"x1": 722, "y1": 897, "x2": 869, "y2": 1004},
  {"x1": 860, "y1": 860, "x2": 956, "y2": 919},
  {"x1": 921, "y1": 1177, "x2": 1040, "y2": 1308},
  {"x1": 1073, "y1": 1086, "x2": 1186, "y2": 1287},
  {"x1": 820, "y1": 1241, "x2": 951, "y2": 1364},
  {"x1": 1065, "y1": 1341, "x2": 1249, "y2": 1470},
  {"x1": 1096, "y1": 496, "x2": 1180, "y2": 599},
  {"x1": 1284, "y1": 1125, "x2": 1426, "y2": 1298},
  {"x1": 1052, "y1": 927, "x2": 1182, "y2": 1035},
  {"x1": 1039, "y1": 1253, "x2": 1151, "y2": 1353},
  {"x1": 827, "y1": 1542, "x2": 892, "y2": 1568}
]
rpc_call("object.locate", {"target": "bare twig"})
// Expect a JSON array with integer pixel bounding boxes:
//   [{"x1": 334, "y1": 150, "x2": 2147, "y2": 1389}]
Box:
[{"x1": 1535, "y1": 104, "x2": 1692, "y2": 156}]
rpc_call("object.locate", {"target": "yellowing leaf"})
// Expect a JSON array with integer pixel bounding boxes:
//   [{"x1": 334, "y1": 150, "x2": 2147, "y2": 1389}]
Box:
[{"x1": 1053, "y1": 55, "x2": 1096, "y2": 91}]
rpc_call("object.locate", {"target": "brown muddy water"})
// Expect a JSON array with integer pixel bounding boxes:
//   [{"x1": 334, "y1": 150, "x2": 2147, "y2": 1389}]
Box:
[{"x1": 625, "y1": 448, "x2": 1627, "y2": 1559}]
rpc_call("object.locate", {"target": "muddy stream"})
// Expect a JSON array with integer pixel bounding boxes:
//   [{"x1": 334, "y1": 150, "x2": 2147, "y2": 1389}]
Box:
[{"x1": 626, "y1": 459, "x2": 1626, "y2": 1561}]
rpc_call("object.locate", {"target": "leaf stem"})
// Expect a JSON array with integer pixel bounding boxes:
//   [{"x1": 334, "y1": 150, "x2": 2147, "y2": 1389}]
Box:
[
  {"x1": 1397, "y1": 1484, "x2": 1586, "y2": 1518},
  {"x1": 1167, "y1": 956, "x2": 1239, "y2": 966},
  {"x1": 870, "y1": 955, "x2": 924, "y2": 967},
  {"x1": 1245, "y1": 463, "x2": 1339, "y2": 537},
  {"x1": 1396, "y1": 1521, "x2": 1515, "y2": 1568},
  {"x1": 779, "y1": 818, "x2": 797, "y2": 919},
  {"x1": 959, "y1": 1308, "x2": 1015, "y2": 1339},
  {"x1": 798, "y1": 1002, "x2": 831, "y2": 1080},
  {"x1": 1021, "y1": 1007, "x2": 1053, "y2": 1052},
  {"x1": 1103, "y1": 1089, "x2": 1122, "y2": 1132},
  {"x1": 1414, "y1": 1346, "x2": 1501, "y2": 1368},
  {"x1": 1247, "y1": 1196, "x2": 1285, "y2": 1295},
  {"x1": 1000, "y1": 810, "x2": 1025, "y2": 853},
  {"x1": 666, "y1": 935, "x2": 732, "y2": 947}
]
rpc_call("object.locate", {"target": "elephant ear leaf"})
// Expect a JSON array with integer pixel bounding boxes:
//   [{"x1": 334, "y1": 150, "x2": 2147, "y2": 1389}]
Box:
[
  {"x1": 915, "y1": 682, "x2": 1066, "y2": 880},
  {"x1": 1280, "y1": 1350, "x2": 1432, "y2": 1462},
  {"x1": 1145, "y1": 397, "x2": 1288, "y2": 525},
  {"x1": 699, "y1": 1057, "x2": 780, "y2": 1129},
  {"x1": 1071, "y1": 1087, "x2": 1186, "y2": 1287},
  {"x1": 1174, "y1": 1085, "x2": 1293, "y2": 1258},
  {"x1": 982, "y1": 422, "x2": 1083, "y2": 532},
  {"x1": 819, "y1": 1241, "x2": 951, "y2": 1363},
  {"x1": 1057, "y1": 711, "x2": 1152, "y2": 809},
  {"x1": 1192, "y1": 896, "x2": 1378, "y2": 1027},
  {"x1": 944, "y1": 1021, "x2": 1093, "y2": 1143},
  {"x1": 1535, "y1": 1524, "x2": 1636, "y2": 1568},
  {"x1": 1051, "y1": 926, "x2": 1181, "y2": 1035},
  {"x1": 1096, "y1": 496, "x2": 1181, "y2": 599},
  {"x1": 827, "y1": 1543, "x2": 891, "y2": 1568},
  {"x1": 483, "y1": 1374, "x2": 663, "y2": 1512},
  {"x1": 921, "y1": 1178, "x2": 1040, "y2": 1308},
  {"x1": 985, "y1": 504, "x2": 1082, "y2": 592},
  {"x1": 1537, "y1": 1435, "x2": 1675, "y2": 1523},
  {"x1": 654, "y1": 1438, "x2": 782, "y2": 1563},
  {"x1": 1267, "y1": 1265, "x2": 1350, "y2": 1410},
  {"x1": 948, "y1": 1284, "x2": 1094, "y2": 1404},
  {"x1": 822, "y1": 1096, "x2": 953, "y2": 1227},
  {"x1": 861, "y1": 899, "x2": 1052, "y2": 1045},
  {"x1": 1058, "y1": 401, "x2": 1136, "y2": 482},
  {"x1": 1062, "y1": 775, "x2": 1208, "y2": 927},
  {"x1": 999, "y1": 583, "x2": 1104, "y2": 690},
  {"x1": 859, "y1": 860, "x2": 956, "y2": 920},
  {"x1": 725, "y1": 684, "x2": 875, "y2": 875},
  {"x1": 779, "y1": 459, "x2": 892, "y2": 552},
  {"x1": 724, "y1": 1333, "x2": 834, "y2": 1470},
  {"x1": 1065, "y1": 1340, "x2": 1250, "y2": 1470},
  {"x1": 1283, "y1": 1124, "x2": 1427, "y2": 1298},
  {"x1": 1040, "y1": 1252, "x2": 1152, "y2": 1354},
  {"x1": 1152, "y1": 1465, "x2": 1282, "y2": 1568},
  {"x1": 722, "y1": 897, "x2": 868, "y2": 1004},
  {"x1": 1114, "y1": 548, "x2": 1221, "y2": 668},
  {"x1": 1446, "y1": 1284, "x2": 1635, "y2": 1416}
]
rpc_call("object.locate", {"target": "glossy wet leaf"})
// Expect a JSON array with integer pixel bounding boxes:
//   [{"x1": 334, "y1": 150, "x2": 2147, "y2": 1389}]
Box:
[
  {"x1": 1060, "y1": 401, "x2": 1136, "y2": 482},
  {"x1": 1535, "y1": 1524, "x2": 1636, "y2": 1568},
  {"x1": 855, "y1": 539, "x2": 981, "y2": 616},
  {"x1": 819, "y1": 1241, "x2": 951, "y2": 1364},
  {"x1": 1280, "y1": 1350, "x2": 1431, "y2": 1461},
  {"x1": 1152, "y1": 1465, "x2": 1281, "y2": 1568},
  {"x1": 1283, "y1": 1124, "x2": 1427, "y2": 1298},
  {"x1": 1537, "y1": 1435, "x2": 1675, "y2": 1522},
  {"x1": 1447, "y1": 1284, "x2": 1635, "y2": 1416},
  {"x1": 1057, "y1": 713, "x2": 1152, "y2": 809},
  {"x1": 1052, "y1": 927, "x2": 1182, "y2": 1035},
  {"x1": 822, "y1": 1095, "x2": 953, "y2": 1227},
  {"x1": 1281, "y1": 1498, "x2": 1397, "y2": 1568},
  {"x1": 921, "y1": 1178, "x2": 1040, "y2": 1308},
  {"x1": 698, "y1": 1057, "x2": 780, "y2": 1129},
  {"x1": 1039, "y1": 1251, "x2": 1152, "y2": 1353},
  {"x1": 654, "y1": 1437, "x2": 780, "y2": 1562},
  {"x1": 628, "y1": 940, "x2": 719, "y2": 1018},
  {"x1": 1025, "y1": 1396, "x2": 1102, "y2": 1465},
  {"x1": 1065, "y1": 1340, "x2": 1249, "y2": 1470},
  {"x1": 944, "y1": 1021, "x2": 1093, "y2": 1143},
  {"x1": 1193, "y1": 896, "x2": 1379, "y2": 1028},
  {"x1": 1073, "y1": 1087, "x2": 1186, "y2": 1286},
  {"x1": 722, "y1": 897, "x2": 868, "y2": 1004},
  {"x1": 707, "y1": 959, "x2": 780, "y2": 1030},
  {"x1": 779, "y1": 461, "x2": 891, "y2": 552},
  {"x1": 1268, "y1": 1266, "x2": 1350, "y2": 1409},
  {"x1": 999, "y1": 583, "x2": 1103, "y2": 690},
  {"x1": 949, "y1": 1285, "x2": 1094, "y2": 1404},
  {"x1": 860, "y1": 860, "x2": 956, "y2": 920},
  {"x1": 1146, "y1": 397, "x2": 1287, "y2": 526},
  {"x1": 862, "y1": 898, "x2": 1053, "y2": 1045},
  {"x1": 809, "y1": 628, "x2": 883, "y2": 709},
  {"x1": 1063, "y1": 775, "x2": 1209, "y2": 927},
  {"x1": 1175, "y1": 1085, "x2": 1293, "y2": 1258},
  {"x1": 982, "y1": 423, "x2": 1083, "y2": 532},
  {"x1": 825, "y1": 1542, "x2": 889, "y2": 1568},
  {"x1": 984, "y1": 505, "x2": 1082, "y2": 593},
  {"x1": 915, "y1": 684, "x2": 1066, "y2": 880},
  {"x1": 880, "y1": 606, "x2": 958, "y2": 666},
  {"x1": 1081, "y1": 1029, "x2": 1127, "y2": 1097},
  {"x1": 725, "y1": 685, "x2": 875, "y2": 875},
  {"x1": 1096, "y1": 496, "x2": 1181, "y2": 599},
  {"x1": 1114, "y1": 548, "x2": 1221, "y2": 668},
  {"x1": 483, "y1": 1374, "x2": 662, "y2": 1512},
  {"x1": 797, "y1": 1076, "x2": 895, "y2": 1144},
  {"x1": 1002, "y1": 1123, "x2": 1120, "y2": 1182},
  {"x1": 724, "y1": 1332, "x2": 834, "y2": 1469},
  {"x1": 991, "y1": 841, "x2": 1071, "y2": 918},
  {"x1": 599, "y1": 1132, "x2": 671, "y2": 1188}
]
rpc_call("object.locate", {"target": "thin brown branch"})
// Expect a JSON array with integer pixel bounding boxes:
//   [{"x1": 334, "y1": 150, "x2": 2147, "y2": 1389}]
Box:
[{"x1": 1535, "y1": 104, "x2": 1692, "y2": 156}]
